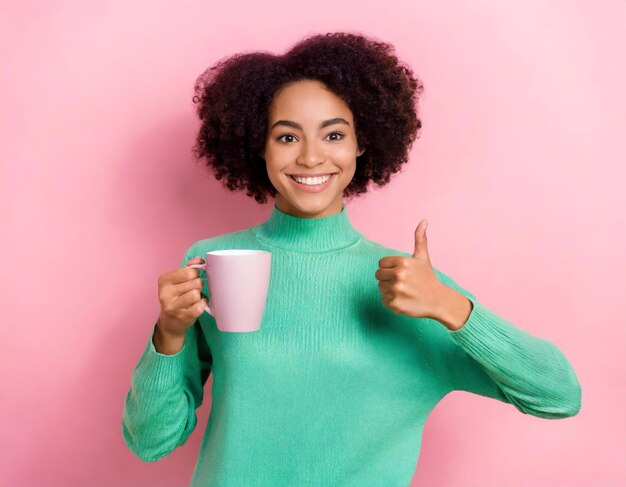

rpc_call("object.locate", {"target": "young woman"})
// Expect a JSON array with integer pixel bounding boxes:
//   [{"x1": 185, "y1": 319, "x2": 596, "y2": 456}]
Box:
[{"x1": 122, "y1": 32, "x2": 581, "y2": 486}]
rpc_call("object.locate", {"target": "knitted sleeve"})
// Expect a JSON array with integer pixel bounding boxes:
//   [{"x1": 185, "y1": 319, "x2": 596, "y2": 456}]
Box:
[
  {"x1": 121, "y1": 244, "x2": 213, "y2": 461},
  {"x1": 424, "y1": 267, "x2": 581, "y2": 419}
]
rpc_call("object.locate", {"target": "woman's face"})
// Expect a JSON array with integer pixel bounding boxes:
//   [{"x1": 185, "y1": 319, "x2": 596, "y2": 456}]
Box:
[{"x1": 263, "y1": 79, "x2": 365, "y2": 219}]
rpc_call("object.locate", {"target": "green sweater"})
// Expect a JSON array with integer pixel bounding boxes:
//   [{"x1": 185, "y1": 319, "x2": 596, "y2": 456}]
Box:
[{"x1": 122, "y1": 203, "x2": 581, "y2": 486}]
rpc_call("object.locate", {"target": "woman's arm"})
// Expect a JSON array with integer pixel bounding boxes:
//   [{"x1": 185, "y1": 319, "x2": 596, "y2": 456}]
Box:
[
  {"x1": 121, "y1": 247, "x2": 213, "y2": 461},
  {"x1": 424, "y1": 268, "x2": 582, "y2": 419}
]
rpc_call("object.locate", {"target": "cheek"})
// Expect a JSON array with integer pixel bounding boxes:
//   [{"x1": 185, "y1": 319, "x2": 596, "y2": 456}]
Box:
[
  {"x1": 337, "y1": 148, "x2": 358, "y2": 171},
  {"x1": 335, "y1": 143, "x2": 360, "y2": 160},
  {"x1": 265, "y1": 161, "x2": 287, "y2": 186},
  {"x1": 265, "y1": 144, "x2": 291, "y2": 164},
  {"x1": 344, "y1": 166, "x2": 357, "y2": 183}
]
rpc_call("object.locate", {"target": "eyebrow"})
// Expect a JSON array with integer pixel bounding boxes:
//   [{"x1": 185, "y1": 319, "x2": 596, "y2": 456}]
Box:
[{"x1": 270, "y1": 117, "x2": 351, "y2": 131}]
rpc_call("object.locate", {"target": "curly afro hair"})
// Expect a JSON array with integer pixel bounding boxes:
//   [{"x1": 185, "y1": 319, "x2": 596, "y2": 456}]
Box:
[{"x1": 191, "y1": 32, "x2": 424, "y2": 204}]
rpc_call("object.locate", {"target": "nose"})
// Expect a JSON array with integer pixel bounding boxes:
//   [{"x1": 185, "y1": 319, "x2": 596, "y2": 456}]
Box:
[{"x1": 296, "y1": 140, "x2": 325, "y2": 167}]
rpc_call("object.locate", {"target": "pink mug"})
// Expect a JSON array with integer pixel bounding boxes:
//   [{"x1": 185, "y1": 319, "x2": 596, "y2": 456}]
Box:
[{"x1": 187, "y1": 250, "x2": 272, "y2": 332}]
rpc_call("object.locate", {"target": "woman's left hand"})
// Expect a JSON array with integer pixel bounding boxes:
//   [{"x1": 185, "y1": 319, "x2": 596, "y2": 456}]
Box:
[{"x1": 375, "y1": 220, "x2": 448, "y2": 320}]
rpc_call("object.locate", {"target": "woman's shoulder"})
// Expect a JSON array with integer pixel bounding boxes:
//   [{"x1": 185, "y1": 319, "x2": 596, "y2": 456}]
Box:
[
  {"x1": 184, "y1": 226, "x2": 259, "y2": 256},
  {"x1": 359, "y1": 236, "x2": 413, "y2": 260}
]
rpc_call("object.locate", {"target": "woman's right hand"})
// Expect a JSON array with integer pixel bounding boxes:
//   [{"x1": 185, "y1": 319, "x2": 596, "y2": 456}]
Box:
[{"x1": 155, "y1": 257, "x2": 208, "y2": 351}]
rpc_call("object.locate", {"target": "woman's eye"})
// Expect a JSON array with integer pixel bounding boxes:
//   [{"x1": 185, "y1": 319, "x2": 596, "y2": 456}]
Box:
[
  {"x1": 326, "y1": 131, "x2": 345, "y2": 141},
  {"x1": 277, "y1": 134, "x2": 296, "y2": 143}
]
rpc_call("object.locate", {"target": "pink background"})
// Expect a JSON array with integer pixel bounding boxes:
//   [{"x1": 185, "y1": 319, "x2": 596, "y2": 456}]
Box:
[{"x1": 2, "y1": 1, "x2": 624, "y2": 486}]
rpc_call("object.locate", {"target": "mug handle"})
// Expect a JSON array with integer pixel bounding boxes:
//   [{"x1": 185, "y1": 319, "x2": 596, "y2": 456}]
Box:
[{"x1": 186, "y1": 263, "x2": 214, "y2": 316}]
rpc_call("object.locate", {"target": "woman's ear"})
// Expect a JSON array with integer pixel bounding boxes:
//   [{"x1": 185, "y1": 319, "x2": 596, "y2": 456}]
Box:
[{"x1": 357, "y1": 147, "x2": 366, "y2": 157}]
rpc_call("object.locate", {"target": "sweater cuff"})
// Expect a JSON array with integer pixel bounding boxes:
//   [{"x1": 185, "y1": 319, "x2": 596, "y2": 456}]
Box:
[
  {"x1": 132, "y1": 324, "x2": 187, "y2": 392},
  {"x1": 446, "y1": 294, "x2": 511, "y2": 352}
]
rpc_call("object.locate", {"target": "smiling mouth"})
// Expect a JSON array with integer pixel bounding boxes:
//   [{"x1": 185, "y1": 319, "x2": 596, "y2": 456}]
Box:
[
  {"x1": 288, "y1": 174, "x2": 335, "y2": 184},
  {"x1": 287, "y1": 173, "x2": 338, "y2": 178}
]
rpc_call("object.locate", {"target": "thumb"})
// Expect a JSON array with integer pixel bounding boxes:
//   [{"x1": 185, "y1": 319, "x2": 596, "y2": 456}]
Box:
[{"x1": 412, "y1": 220, "x2": 430, "y2": 261}]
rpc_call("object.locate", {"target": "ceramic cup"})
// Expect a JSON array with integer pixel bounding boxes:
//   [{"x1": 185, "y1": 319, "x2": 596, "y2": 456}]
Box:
[{"x1": 186, "y1": 250, "x2": 272, "y2": 332}]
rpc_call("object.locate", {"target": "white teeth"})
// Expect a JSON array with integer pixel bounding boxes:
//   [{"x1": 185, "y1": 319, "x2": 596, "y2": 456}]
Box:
[{"x1": 291, "y1": 175, "x2": 332, "y2": 185}]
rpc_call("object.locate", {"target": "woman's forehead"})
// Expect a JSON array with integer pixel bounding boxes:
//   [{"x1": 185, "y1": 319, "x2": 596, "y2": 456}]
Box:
[{"x1": 268, "y1": 81, "x2": 354, "y2": 125}]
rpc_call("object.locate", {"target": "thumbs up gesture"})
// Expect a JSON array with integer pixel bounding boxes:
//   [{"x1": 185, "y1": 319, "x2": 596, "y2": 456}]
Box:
[{"x1": 375, "y1": 220, "x2": 470, "y2": 327}]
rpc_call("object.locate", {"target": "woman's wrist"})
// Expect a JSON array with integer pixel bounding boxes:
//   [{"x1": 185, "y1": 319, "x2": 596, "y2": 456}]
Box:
[
  {"x1": 153, "y1": 318, "x2": 186, "y2": 355},
  {"x1": 432, "y1": 285, "x2": 473, "y2": 331}
]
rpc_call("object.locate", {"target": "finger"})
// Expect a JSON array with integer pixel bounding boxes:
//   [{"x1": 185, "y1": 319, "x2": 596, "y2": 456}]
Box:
[
  {"x1": 169, "y1": 257, "x2": 205, "y2": 282},
  {"x1": 378, "y1": 256, "x2": 405, "y2": 269},
  {"x1": 375, "y1": 268, "x2": 396, "y2": 282},
  {"x1": 379, "y1": 290, "x2": 393, "y2": 305},
  {"x1": 188, "y1": 296, "x2": 209, "y2": 316},
  {"x1": 170, "y1": 266, "x2": 201, "y2": 284},
  {"x1": 177, "y1": 288, "x2": 205, "y2": 309},
  {"x1": 171, "y1": 276, "x2": 205, "y2": 295},
  {"x1": 412, "y1": 220, "x2": 430, "y2": 262},
  {"x1": 377, "y1": 280, "x2": 391, "y2": 294}
]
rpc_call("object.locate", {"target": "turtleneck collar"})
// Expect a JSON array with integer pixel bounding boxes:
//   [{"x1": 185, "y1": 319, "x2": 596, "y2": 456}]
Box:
[{"x1": 254, "y1": 203, "x2": 363, "y2": 253}]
